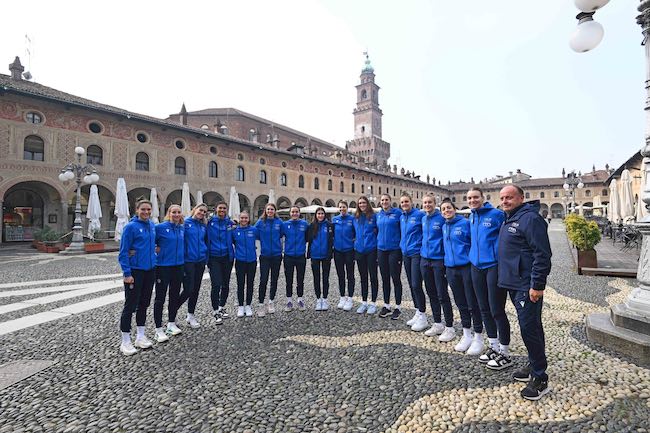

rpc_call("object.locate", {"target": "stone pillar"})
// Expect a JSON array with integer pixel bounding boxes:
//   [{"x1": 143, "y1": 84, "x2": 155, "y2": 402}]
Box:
[
  {"x1": 60, "y1": 201, "x2": 68, "y2": 234},
  {"x1": 0, "y1": 200, "x2": 3, "y2": 242}
]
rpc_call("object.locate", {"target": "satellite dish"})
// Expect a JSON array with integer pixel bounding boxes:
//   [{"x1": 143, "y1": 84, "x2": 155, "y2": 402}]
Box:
[{"x1": 23, "y1": 71, "x2": 32, "y2": 80}]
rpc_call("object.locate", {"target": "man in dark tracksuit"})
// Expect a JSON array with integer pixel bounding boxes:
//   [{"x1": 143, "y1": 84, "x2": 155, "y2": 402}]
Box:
[{"x1": 498, "y1": 185, "x2": 552, "y2": 401}]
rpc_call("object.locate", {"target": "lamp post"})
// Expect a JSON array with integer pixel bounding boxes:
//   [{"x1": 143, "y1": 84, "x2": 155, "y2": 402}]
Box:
[
  {"x1": 58, "y1": 146, "x2": 99, "y2": 255},
  {"x1": 367, "y1": 186, "x2": 377, "y2": 207},
  {"x1": 574, "y1": 0, "x2": 650, "y2": 364},
  {"x1": 563, "y1": 170, "x2": 584, "y2": 214}
]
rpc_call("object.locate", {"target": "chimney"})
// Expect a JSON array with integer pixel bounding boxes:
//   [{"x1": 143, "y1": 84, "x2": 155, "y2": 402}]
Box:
[
  {"x1": 9, "y1": 56, "x2": 24, "y2": 80},
  {"x1": 179, "y1": 103, "x2": 188, "y2": 126},
  {"x1": 508, "y1": 171, "x2": 513, "y2": 177}
]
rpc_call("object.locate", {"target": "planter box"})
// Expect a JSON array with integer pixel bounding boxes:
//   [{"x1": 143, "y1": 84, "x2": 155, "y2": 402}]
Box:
[
  {"x1": 84, "y1": 243, "x2": 105, "y2": 253},
  {"x1": 44, "y1": 245, "x2": 60, "y2": 253},
  {"x1": 36, "y1": 242, "x2": 46, "y2": 252},
  {"x1": 577, "y1": 248, "x2": 598, "y2": 275}
]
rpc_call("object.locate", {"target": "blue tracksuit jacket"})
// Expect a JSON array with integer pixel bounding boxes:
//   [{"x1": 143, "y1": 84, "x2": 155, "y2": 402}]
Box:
[
  {"x1": 207, "y1": 216, "x2": 235, "y2": 259},
  {"x1": 400, "y1": 208, "x2": 425, "y2": 257},
  {"x1": 118, "y1": 217, "x2": 156, "y2": 277},
  {"x1": 332, "y1": 213, "x2": 355, "y2": 252},
  {"x1": 498, "y1": 201, "x2": 552, "y2": 291},
  {"x1": 155, "y1": 220, "x2": 184, "y2": 267},
  {"x1": 307, "y1": 220, "x2": 334, "y2": 260},
  {"x1": 377, "y1": 207, "x2": 401, "y2": 251},
  {"x1": 232, "y1": 225, "x2": 258, "y2": 263},
  {"x1": 442, "y1": 215, "x2": 471, "y2": 268},
  {"x1": 254, "y1": 217, "x2": 283, "y2": 257},
  {"x1": 469, "y1": 202, "x2": 505, "y2": 269},
  {"x1": 421, "y1": 210, "x2": 445, "y2": 260},
  {"x1": 184, "y1": 216, "x2": 208, "y2": 263},
  {"x1": 353, "y1": 213, "x2": 378, "y2": 254},
  {"x1": 282, "y1": 218, "x2": 309, "y2": 257}
]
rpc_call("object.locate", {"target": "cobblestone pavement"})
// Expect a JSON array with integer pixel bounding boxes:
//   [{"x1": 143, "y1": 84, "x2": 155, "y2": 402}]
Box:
[{"x1": 0, "y1": 221, "x2": 648, "y2": 433}]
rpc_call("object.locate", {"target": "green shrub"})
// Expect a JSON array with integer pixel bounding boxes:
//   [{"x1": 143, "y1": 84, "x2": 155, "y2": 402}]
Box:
[
  {"x1": 565, "y1": 214, "x2": 601, "y2": 251},
  {"x1": 34, "y1": 226, "x2": 60, "y2": 243}
]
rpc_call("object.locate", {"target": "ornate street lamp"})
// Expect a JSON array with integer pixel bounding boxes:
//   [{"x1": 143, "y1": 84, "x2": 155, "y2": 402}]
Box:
[
  {"x1": 563, "y1": 170, "x2": 584, "y2": 214},
  {"x1": 574, "y1": 0, "x2": 650, "y2": 364},
  {"x1": 367, "y1": 186, "x2": 377, "y2": 206},
  {"x1": 58, "y1": 146, "x2": 99, "y2": 255}
]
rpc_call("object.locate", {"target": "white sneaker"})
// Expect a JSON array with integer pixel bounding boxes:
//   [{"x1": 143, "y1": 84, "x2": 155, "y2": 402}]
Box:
[
  {"x1": 343, "y1": 297, "x2": 354, "y2": 311},
  {"x1": 439, "y1": 327, "x2": 456, "y2": 342},
  {"x1": 406, "y1": 312, "x2": 419, "y2": 326},
  {"x1": 356, "y1": 302, "x2": 368, "y2": 314},
  {"x1": 245, "y1": 305, "x2": 253, "y2": 317},
  {"x1": 267, "y1": 300, "x2": 276, "y2": 314},
  {"x1": 315, "y1": 298, "x2": 323, "y2": 311},
  {"x1": 166, "y1": 323, "x2": 182, "y2": 336},
  {"x1": 134, "y1": 336, "x2": 153, "y2": 349},
  {"x1": 321, "y1": 298, "x2": 329, "y2": 311},
  {"x1": 366, "y1": 303, "x2": 377, "y2": 315},
  {"x1": 466, "y1": 335, "x2": 484, "y2": 356},
  {"x1": 454, "y1": 334, "x2": 473, "y2": 352},
  {"x1": 257, "y1": 303, "x2": 266, "y2": 317},
  {"x1": 186, "y1": 316, "x2": 200, "y2": 329},
  {"x1": 120, "y1": 341, "x2": 138, "y2": 356},
  {"x1": 154, "y1": 330, "x2": 169, "y2": 343},
  {"x1": 411, "y1": 315, "x2": 428, "y2": 332},
  {"x1": 237, "y1": 306, "x2": 245, "y2": 318},
  {"x1": 424, "y1": 322, "x2": 445, "y2": 337},
  {"x1": 337, "y1": 297, "x2": 346, "y2": 309}
]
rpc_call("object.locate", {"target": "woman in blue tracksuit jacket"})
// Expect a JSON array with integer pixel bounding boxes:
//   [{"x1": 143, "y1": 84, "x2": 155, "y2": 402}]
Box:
[
  {"x1": 376, "y1": 194, "x2": 403, "y2": 319},
  {"x1": 308, "y1": 207, "x2": 334, "y2": 311},
  {"x1": 420, "y1": 194, "x2": 455, "y2": 342},
  {"x1": 282, "y1": 206, "x2": 309, "y2": 311},
  {"x1": 467, "y1": 188, "x2": 511, "y2": 367},
  {"x1": 441, "y1": 199, "x2": 484, "y2": 356},
  {"x1": 153, "y1": 204, "x2": 185, "y2": 343},
  {"x1": 332, "y1": 201, "x2": 356, "y2": 311},
  {"x1": 117, "y1": 198, "x2": 156, "y2": 356},
  {"x1": 400, "y1": 193, "x2": 427, "y2": 331},
  {"x1": 174, "y1": 203, "x2": 209, "y2": 329},
  {"x1": 353, "y1": 196, "x2": 379, "y2": 314},
  {"x1": 254, "y1": 202, "x2": 283, "y2": 316},
  {"x1": 232, "y1": 210, "x2": 258, "y2": 318},
  {"x1": 207, "y1": 201, "x2": 235, "y2": 324}
]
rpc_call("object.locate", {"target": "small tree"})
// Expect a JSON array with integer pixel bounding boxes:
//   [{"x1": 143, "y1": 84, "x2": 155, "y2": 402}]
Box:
[{"x1": 566, "y1": 214, "x2": 601, "y2": 251}]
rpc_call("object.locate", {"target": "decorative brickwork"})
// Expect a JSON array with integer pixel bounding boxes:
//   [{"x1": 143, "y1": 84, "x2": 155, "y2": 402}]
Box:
[
  {"x1": 0, "y1": 123, "x2": 9, "y2": 158},
  {"x1": 113, "y1": 142, "x2": 127, "y2": 170},
  {"x1": 56, "y1": 133, "x2": 75, "y2": 163}
]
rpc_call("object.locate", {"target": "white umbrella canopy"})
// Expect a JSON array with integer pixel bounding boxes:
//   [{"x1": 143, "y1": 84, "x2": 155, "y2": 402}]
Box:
[
  {"x1": 619, "y1": 169, "x2": 635, "y2": 219},
  {"x1": 592, "y1": 195, "x2": 602, "y2": 217},
  {"x1": 636, "y1": 164, "x2": 649, "y2": 221},
  {"x1": 114, "y1": 178, "x2": 130, "y2": 242},
  {"x1": 196, "y1": 190, "x2": 203, "y2": 206},
  {"x1": 86, "y1": 184, "x2": 102, "y2": 240},
  {"x1": 150, "y1": 188, "x2": 160, "y2": 224},
  {"x1": 228, "y1": 186, "x2": 241, "y2": 220},
  {"x1": 608, "y1": 178, "x2": 621, "y2": 223},
  {"x1": 268, "y1": 189, "x2": 276, "y2": 204},
  {"x1": 181, "y1": 182, "x2": 192, "y2": 216}
]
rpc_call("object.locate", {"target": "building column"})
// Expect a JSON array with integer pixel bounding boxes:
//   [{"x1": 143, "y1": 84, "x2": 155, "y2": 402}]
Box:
[
  {"x1": 60, "y1": 201, "x2": 68, "y2": 234},
  {"x1": 0, "y1": 200, "x2": 3, "y2": 242}
]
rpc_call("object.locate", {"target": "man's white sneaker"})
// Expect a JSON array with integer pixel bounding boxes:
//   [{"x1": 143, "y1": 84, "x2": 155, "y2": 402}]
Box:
[
  {"x1": 406, "y1": 312, "x2": 419, "y2": 326},
  {"x1": 237, "y1": 306, "x2": 245, "y2": 318},
  {"x1": 245, "y1": 305, "x2": 253, "y2": 317},
  {"x1": 343, "y1": 297, "x2": 354, "y2": 311},
  {"x1": 134, "y1": 336, "x2": 153, "y2": 349},
  {"x1": 120, "y1": 341, "x2": 138, "y2": 356},
  {"x1": 454, "y1": 335, "x2": 473, "y2": 352},
  {"x1": 154, "y1": 330, "x2": 169, "y2": 343},
  {"x1": 356, "y1": 303, "x2": 368, "y2": 314},
  {"x1": 411, "y1": 315, "x2": 428, "y2": 332},
  {"x1": 186, "y1": 316, "x2": 200, "y2": 329},
  {"x1": 337, "y1": 297, "x2": 346, "y2": 309},
  {"x1": 267, "y1": 300, "x2": 276, "y2": 314},
  {"x1": 466, "y1": 336, "x2": 484, "y2": 356},
  {"x1": 166, "y1": 323, "x2": 182, "y2": 336},
  {"x1": 438, "y1": 327, "x2": 456, "y2": 342},
  {"x1": 424, "y1": 323, "x2": 445, "y2": 337},
  {"x1": 321, "y1": 298, "x2": 330, "y2": 311}
]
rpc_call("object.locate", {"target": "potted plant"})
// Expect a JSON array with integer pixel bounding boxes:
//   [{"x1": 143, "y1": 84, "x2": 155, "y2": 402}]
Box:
[
  {"x1": 40, "y1": 227, "x2": 62, "y2": 253},
  {"x1": 565, "y1": 214, "x2": 601, "y2": 274},
  {"x1": 84, "y1": 229, "x2": 106, "y2": 253}
]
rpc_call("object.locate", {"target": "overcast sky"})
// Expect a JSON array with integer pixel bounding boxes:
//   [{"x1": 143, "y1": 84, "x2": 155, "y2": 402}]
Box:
[{"x1": 1, "y1": 1, "x2": 643, "y2": 184}]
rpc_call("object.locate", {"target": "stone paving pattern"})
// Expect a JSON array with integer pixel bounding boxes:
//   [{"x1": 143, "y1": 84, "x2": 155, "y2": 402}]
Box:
[{"x1": 0, "y1": 221, "x2": 648, "y2": 433}]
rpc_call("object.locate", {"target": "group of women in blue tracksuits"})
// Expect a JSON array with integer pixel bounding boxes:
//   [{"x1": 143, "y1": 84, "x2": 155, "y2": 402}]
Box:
[{"x1": 117, "y1": 189, "x2": 513, "y2": 370}]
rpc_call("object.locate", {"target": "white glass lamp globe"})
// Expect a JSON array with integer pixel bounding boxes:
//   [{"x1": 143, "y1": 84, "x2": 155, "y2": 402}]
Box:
[
  {"x1": 65, "y1": 170, "x2": 75, "y2": 181},
  {"x1": 564, "y1": 183, "x2": 570, "y2": 191},
  {"x1": 82, "y1": 175, "x2": 91, "y2": 184},
  {"x1": 74, "y1": 146, "x2": 85, "y2": 155},
  {"x1": 89, "y1": 173, "x2": 99, "y2": 183},
  {"x1": 574, "y1": 0, "x2": 609, "y2": 12},
  {"x1": 578, "y1": 182, "x2": 585, "y2": 189},
  {"x1": 58, "y1": 172, "x2": 67, "y2": 182},
  {"x1": 570, "y1": 19, "x2": 604, "y2": 53}
]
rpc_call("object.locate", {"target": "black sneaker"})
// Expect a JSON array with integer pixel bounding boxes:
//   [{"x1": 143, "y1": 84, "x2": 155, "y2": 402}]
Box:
[
  {"x1": 378, "y1": 306, "x2": 392, "y2": 318},
  {"x1": 220, "y1": 307, "x2": 230, "y2": 319},
  {"x1": 478, "y1": 347, "x2": 499, "y2": 364},
  {"x1": 513, "y1": 363, "x2": 532, "y2": 382},
  {"x1": 390, "y1": 308, "x2": 402, "y2": 320},
  {"x1": 213, "y1": 310, "x2": 223, "y2": 325},
  {"x1": 486, "y1": 353, "x2": 514, "y2": 371},
  {"x1": 521, "y1": 376, "x2": 550, "y2": 401}
]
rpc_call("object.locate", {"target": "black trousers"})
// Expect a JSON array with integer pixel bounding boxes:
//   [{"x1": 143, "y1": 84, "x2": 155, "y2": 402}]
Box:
[
  {"x1": 120, "y1": 268, "x2": 155, "y2": 332},
  {"x1": 447, "y1": 264, "x2": 482, "y2": 332},
  {"x1": 235, "y1": 260, "x2": 256, "y2": 306},
  {"x1": 176, "y1": 261, "x2": 205, "y2": 315},
  {"x1": 404, "y1": 254, "x2": 425, "y2": 313},
  {"x1": 509, "y1": 289, "x2": 547, "y2": 380},
  {"x1": 378, "y1": 249, "x2": 403, "y2": 305},
  {"x1": 259, "y1": 255, "x2": 282, "y2": 303},
  {"x1": 153, "y1": 265, "x2": 183, "y2": 327},
  {"x1": 420, "y1": 258, "x2": 453, "y2": 327},
  {"x1": 311, "y1": 258, "x2": 332, "y2": 299},
  {"x1": 208, "y1": 255, "x2": 233, "y2": 310},
  {"x1": 356, "y1": 249, "x2": 378, "y2": 302},
  {"x1": 334, "y1": 249, "x2": 355, "y2": 297},
  {"x1": 284, "y1": 255, "x2": 306, "y2": 298},
  {"x1": 471, "y1": 265, "x2": 510, "y2": 344}
]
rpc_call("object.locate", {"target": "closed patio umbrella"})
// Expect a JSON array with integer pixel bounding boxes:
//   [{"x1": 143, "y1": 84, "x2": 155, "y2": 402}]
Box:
[
  {"x1": 608, "y1": 179, "x2": 621, "y2": 223},
  {"x1": 114, "y1": 178, "x2": 129, "y2": 242},
  {"x1": 86, "y1": 184, "x2": 102, "y2": 240},
  {"x1": 181, "y1": 182, "x2": 192, "y2": 216},
  {"x1": 619, "y1": 169, "x2": 635, "y2": 219},
  {"x1": 229, "y1": 186, "x2": 241, "y2": 220},
  {"x1": 150, "y1": 188, "x2": 160, "y2": 224}
]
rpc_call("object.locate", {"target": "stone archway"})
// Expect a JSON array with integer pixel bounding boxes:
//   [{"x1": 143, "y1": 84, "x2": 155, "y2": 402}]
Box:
[
  {"x1": 2, "y1": 181, "x2": 62, "y2": 241},
  {"x1": 203, "y1": 191, "x2": 225, "y2": 208},
  {"x1": 539, "y1": 203, "x2": 549, "y2": 218},
  {"x1": 550, "y1": 203, "x2": 564, "y2": 219},
  {"x1": 295, "y1": 197, "x2": 308, "y2": 207},
  {"x1": 253, "y1": 195, "x2": 270, "y2": 219},
  {"x1": 277, "y1": 196, "x2": 292, "y2": 210},
  {"x1": 311, "y1": 198, "x2": 323, "y2": 206},
  {"x1": 325, "y1": 199, "x2": 336, "y2": 207},
  {"x1": 238, "y1": 193, "x2": 251, "y2": 213},
  {"x1": 66, "y1": 184, "x2": 117, "y2": 234},
  {"x1": 165, "y1": 189, "x2": 196, "y2": 213}
]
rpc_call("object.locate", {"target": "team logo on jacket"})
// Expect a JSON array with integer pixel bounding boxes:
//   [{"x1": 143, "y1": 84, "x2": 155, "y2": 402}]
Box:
[
  {"x1": 512, "y1": 222, "x2": 519, "y2": 227},
  {"x1": 454, "y1": 228, "x2": 462, "y2": 236},
  {"x1": 508, "y1": 226, "x2": 517, "y2": 234},
  {"x1": 139, "y1": 228, "x2": 143, "y2": 233},
  {"x1": 166, "y1": 229, "x2": 170, "y2": 233}
]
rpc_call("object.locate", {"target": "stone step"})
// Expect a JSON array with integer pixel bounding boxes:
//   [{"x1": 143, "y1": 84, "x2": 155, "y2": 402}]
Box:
[
  {"x1": 586, "y1": 312, "x2": 650, "y2": 367},
  {"x1": 580, "y1": 267, "x2": 637, "y2": 278}
]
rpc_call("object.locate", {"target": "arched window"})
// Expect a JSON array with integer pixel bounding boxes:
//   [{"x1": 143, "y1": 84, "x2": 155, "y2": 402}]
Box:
[
  {"x1": 541, "y1": 192, "x2": 546, "y2": 198},
  {"x1": 86, "y1": 145, "x2": 103, "y2": 165},
  {"x1": 136, "y1": 152, "x2": 149, "y2": 171},
  {"x1": 328, "y1": 179, "x2": 333, "y2": 191},
  {"x1": 525, "y1": 192, "x2": 530, "y2": 199},
  {"x1": 298, "y1": 175, "x2": 305, "y2": 189},
  {"x1": 236, "y1": 166, "x2": 245, "y2": 182},
  {"x1": 585, "y1": 189, "x2": 591, "y2": 197},
  {"x1": 260, "y1": 170, "x2": 267, "y2": 184},
  {"x1": 280, "y1": 173, "x2": 288, "y2": 186},
  {"x1": 340, "y1": 181, "x2": 344, "y2": 193},
  {"x1": 175, "y1": 157, "x2": 186, "y2": 175},
  {"x1": 24, "y1": 135, "x2": 44, "y2": 161},
  {"x1": 209, "y1": 161, "x2": 218, "y2": 178},
  {"x1": 314, "y1": 178, "x2": 320, "y2": 190},
  {"x1": 352, "y1": 183, "x2": 356, "y2": 194},
  {"x1": 602, "y1": 189, "x2": 608, "y2": 196}
]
